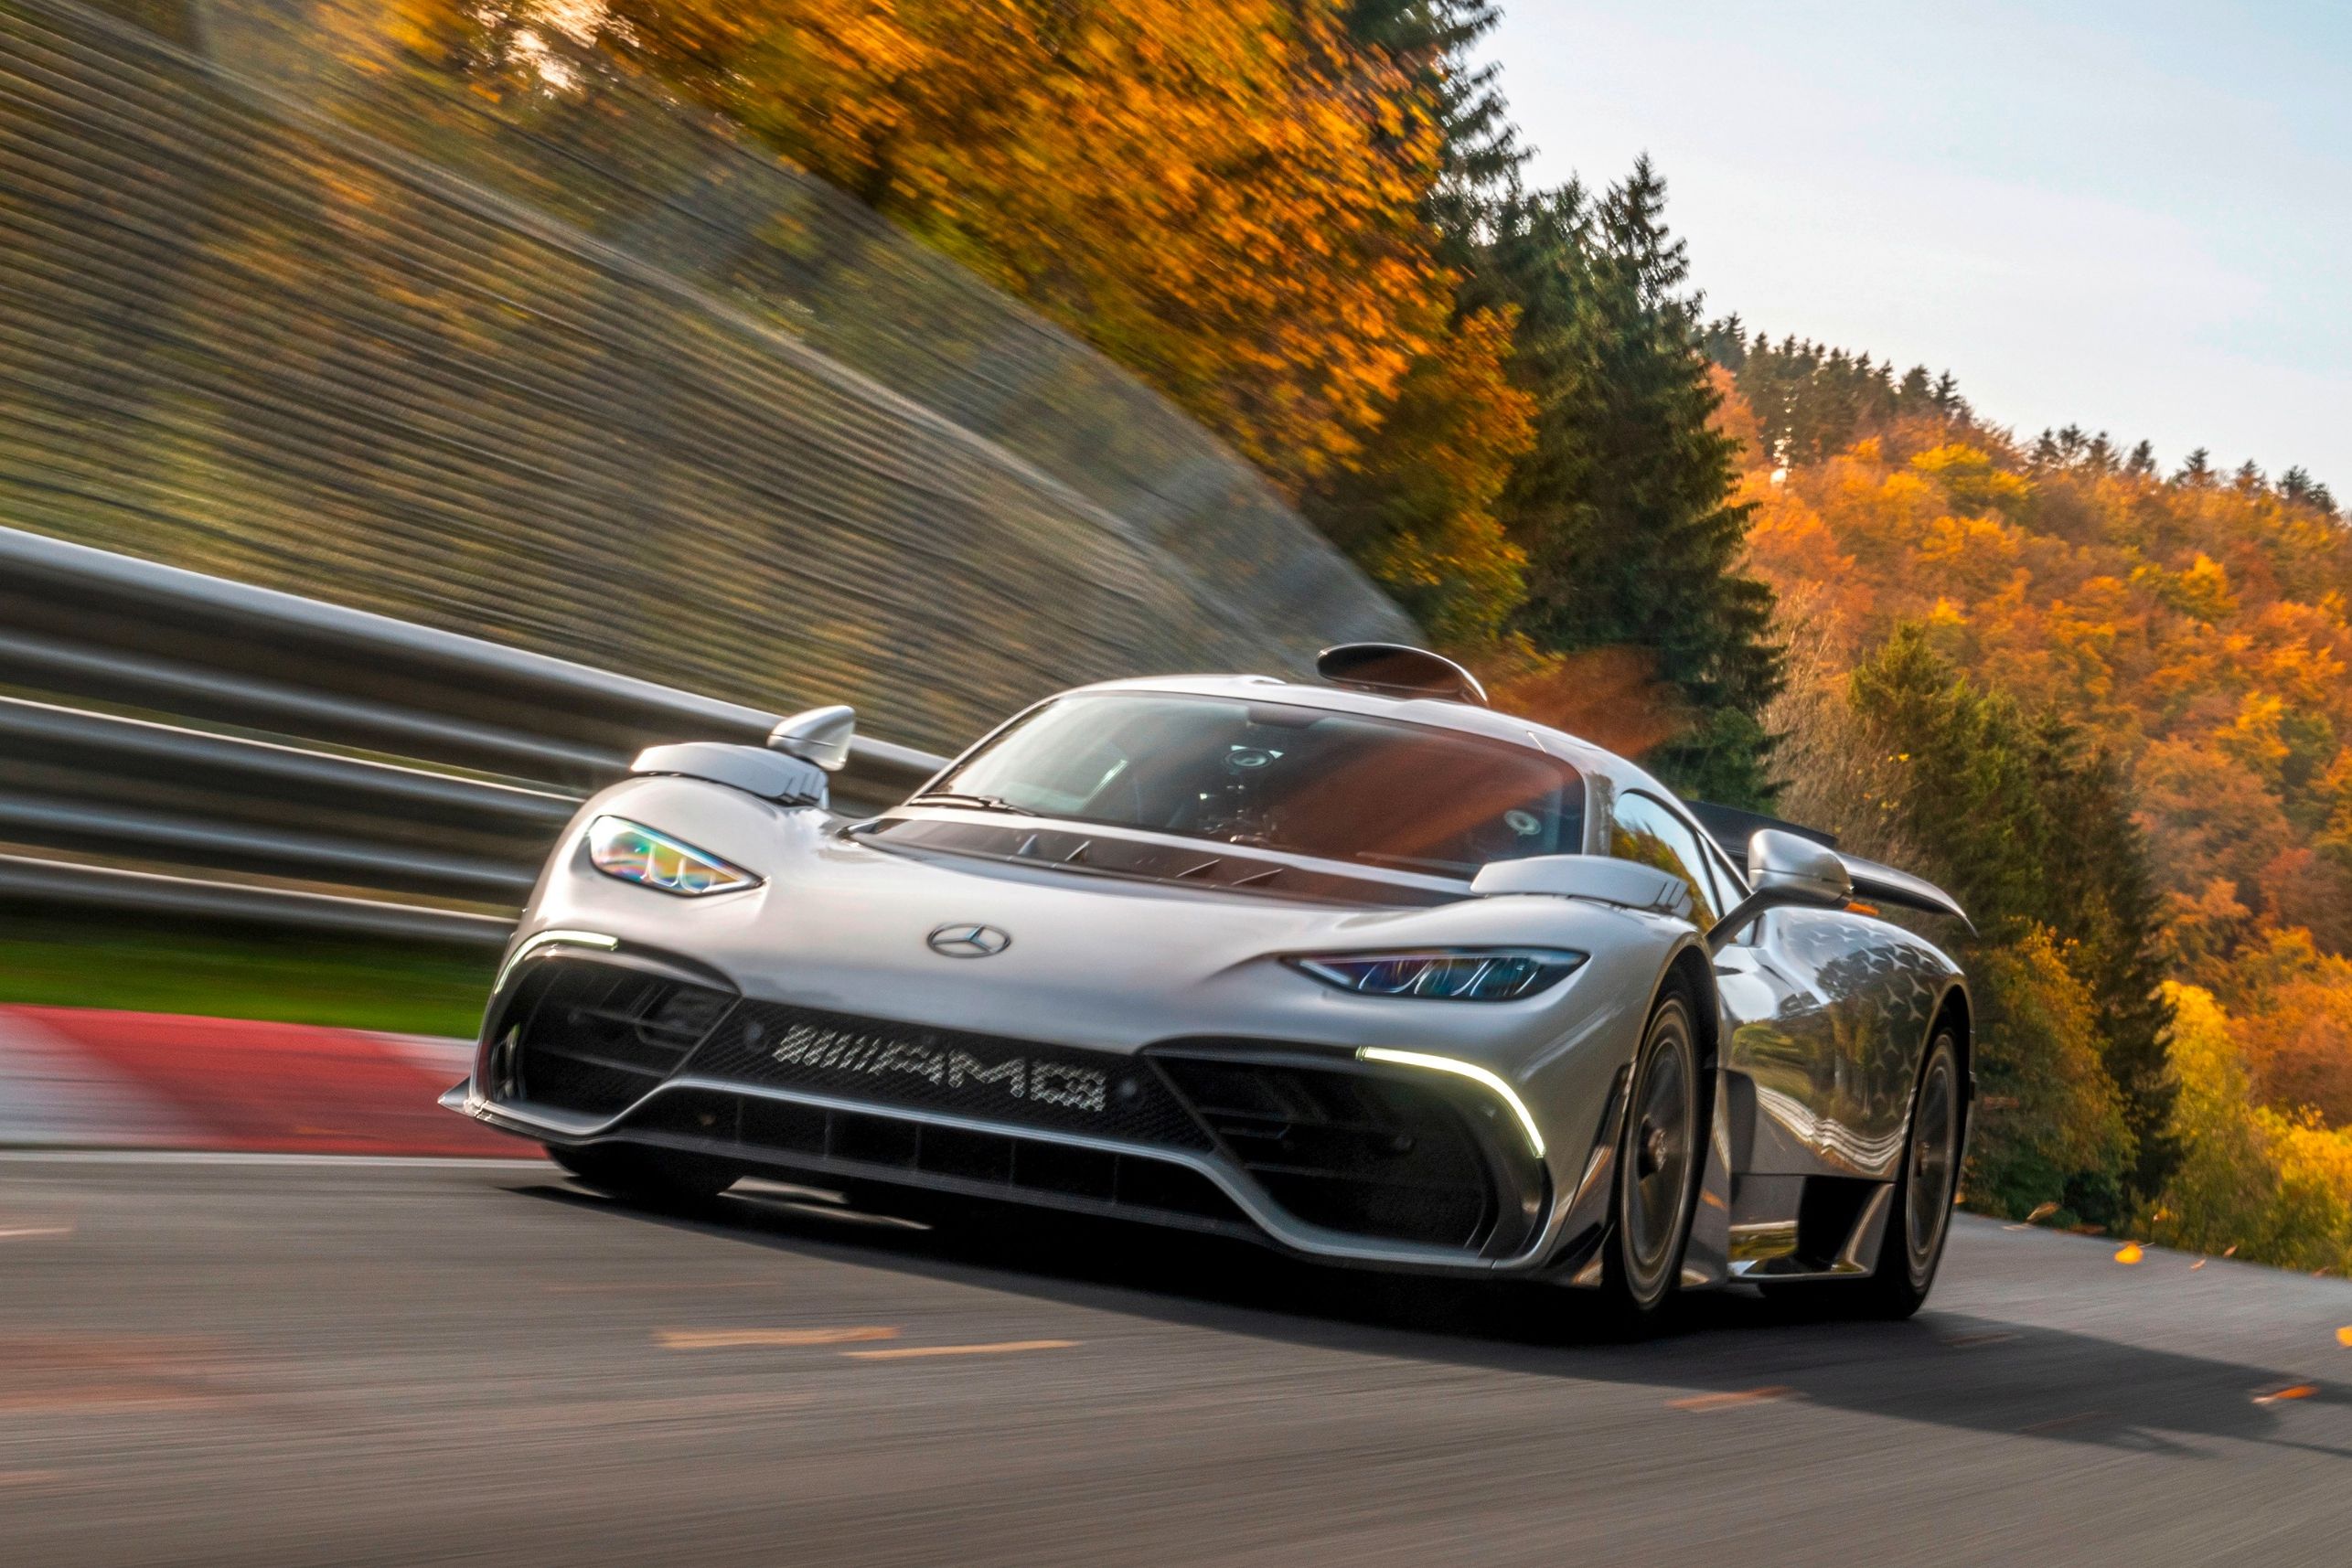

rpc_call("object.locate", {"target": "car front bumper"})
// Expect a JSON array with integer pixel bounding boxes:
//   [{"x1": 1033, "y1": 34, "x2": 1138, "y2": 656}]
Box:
[{"x1": 444, "y1": 941, "x2": 1630, "y2": 1278}]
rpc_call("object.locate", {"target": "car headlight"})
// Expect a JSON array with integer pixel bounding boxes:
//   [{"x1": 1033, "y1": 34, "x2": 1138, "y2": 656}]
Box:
[
  {"x1": 586, "y1": 816, "x2": 760, "y2": 896},
  {"x1": 1286, "y1": 948, "x2": 1586, "y2": 1001}
]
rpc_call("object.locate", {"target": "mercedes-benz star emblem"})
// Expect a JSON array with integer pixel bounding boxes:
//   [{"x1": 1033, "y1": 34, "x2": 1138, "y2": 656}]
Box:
[{"x1": 926, "y1": 923, "x2": 1012, "y2": 958}]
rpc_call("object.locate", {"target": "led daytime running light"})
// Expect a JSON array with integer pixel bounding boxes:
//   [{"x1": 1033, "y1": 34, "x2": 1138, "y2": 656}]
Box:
[
  {"x1": 494, "y1": 927, "x2": 617, "y2": 992},
  {"x1": 1357, "y1": 1047, "x2": 1546, "y2": 1158}
]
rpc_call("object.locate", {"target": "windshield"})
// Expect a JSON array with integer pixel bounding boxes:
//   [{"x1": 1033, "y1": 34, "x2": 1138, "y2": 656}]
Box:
[{"x1": 917, "y1": 692, "x2": 1585, "y2": 879}]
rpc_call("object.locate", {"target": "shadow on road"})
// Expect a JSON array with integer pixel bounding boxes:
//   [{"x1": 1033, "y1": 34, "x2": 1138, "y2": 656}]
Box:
[{"x1": 517, "y1": 1178, "x2": 2352, "y2": 1462}]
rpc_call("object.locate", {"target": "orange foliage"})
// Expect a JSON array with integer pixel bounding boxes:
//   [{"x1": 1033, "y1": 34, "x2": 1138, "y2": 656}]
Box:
[
  {"x1": 1739, "y1": 418, "x2": 2352, "y2": 1132},
  {"x1": 589, "y1": 0, "x2": 1465, "y2": 494},
  {"x1": 2237, "y1": 972, "x2": 2352, "y2": 1125}
]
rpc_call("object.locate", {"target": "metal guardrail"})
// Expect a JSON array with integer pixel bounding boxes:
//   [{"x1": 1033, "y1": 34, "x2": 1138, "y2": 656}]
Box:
[
  {"x1": 3, "y1": 0, "x2": 1415, "y2": 768},
  {"x1": 0, "y1": 524, "x2": 950, "y2": 944}
]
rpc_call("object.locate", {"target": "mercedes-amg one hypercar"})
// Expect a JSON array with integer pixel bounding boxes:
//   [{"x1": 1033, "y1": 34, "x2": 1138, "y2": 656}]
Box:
[{"x1": 446, "y1": 644, "x2": 1972, "y2": 1320}]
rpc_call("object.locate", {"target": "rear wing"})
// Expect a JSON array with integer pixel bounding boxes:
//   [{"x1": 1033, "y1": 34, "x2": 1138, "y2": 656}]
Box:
[{"x1": 1682, "y1": 800, "x2": 1972, "y2": 933}]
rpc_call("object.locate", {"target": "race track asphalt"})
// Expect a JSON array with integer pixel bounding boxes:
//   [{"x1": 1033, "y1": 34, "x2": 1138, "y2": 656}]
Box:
[{"x1": 2, "y1": 1153, "x2": 2347, "y2": 1567}]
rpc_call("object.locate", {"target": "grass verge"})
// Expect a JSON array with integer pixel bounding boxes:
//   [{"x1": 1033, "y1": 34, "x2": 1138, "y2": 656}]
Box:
[{"x1": 0, "y1": 908, "x2": 497, "y2": 1037}]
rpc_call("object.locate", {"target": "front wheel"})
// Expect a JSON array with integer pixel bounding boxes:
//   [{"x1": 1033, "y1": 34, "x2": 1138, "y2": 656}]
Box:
[
  {"x1": 548, "y1": 1142, "x2": 738, "y2": 1207},
  {"x1": 1598, "y1": 986, "x2": 1705, "y2": 1325}
]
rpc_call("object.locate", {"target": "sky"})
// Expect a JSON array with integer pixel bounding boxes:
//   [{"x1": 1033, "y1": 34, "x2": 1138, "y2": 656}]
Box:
[{"x1": 1480, "y1": 2, "x2": 2351, "y2": 491}]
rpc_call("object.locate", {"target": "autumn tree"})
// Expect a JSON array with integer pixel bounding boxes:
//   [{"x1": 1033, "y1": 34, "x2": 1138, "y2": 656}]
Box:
[
  {"x1": 1300, "y1": 0, "x2": 1537, "y2": 661},
  {"x1": 1481, "y1": 165, "x2": 1782, "y2": 805},
  {"x1": 1839, "y1": 626, "x2": 2176, "y2": 1215},
  {"x1": 588, "y1": 0, "x2": 1465, "y2": 495}
]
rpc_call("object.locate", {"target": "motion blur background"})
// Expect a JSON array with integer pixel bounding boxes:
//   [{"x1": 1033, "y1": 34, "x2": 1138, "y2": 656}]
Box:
[
  {"x1": 5, "y1": 0, "x2": 2352, "y2": 1295},
  {"x1": 5, "y1": 5, "x2": 2352, "y2": 1563}
]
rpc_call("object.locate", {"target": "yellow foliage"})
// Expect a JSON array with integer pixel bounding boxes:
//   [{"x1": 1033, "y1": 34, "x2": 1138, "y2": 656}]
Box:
[
  {"x1": 1965, "y1": 925, "x2": 2134, "y2": 1214},
  {"x1": 2142, "y1": 984, "x2": 2352, "y2": 1274},
  {"x1": 1910, "y1": 443, "x2": 2033, "y2": 516},
  {"x1": 1316, "y1": 304, "x2": 1537, "y2": 652},
  {"x1": 593, "y1": 0, "x2": 1462, "y2": 494},
  {"x1": 2216, "y1": 692, "x2": 2291, "y2": 787},
  {"x1": 2129, "y1": 551, "x2": 2240, "y2": 624}
]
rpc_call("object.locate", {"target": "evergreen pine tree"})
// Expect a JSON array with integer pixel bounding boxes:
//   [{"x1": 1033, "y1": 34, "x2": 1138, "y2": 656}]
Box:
[
  {"x1": 1487, "y1": 160, "x2": 1782, "y2": 805},
  {"x1": 1845, "y1": 628, "x2": 2177, "y2": 1218},
  {"x1": 2034, "y1": 734, "x2": 2178, "y2": 1207}
]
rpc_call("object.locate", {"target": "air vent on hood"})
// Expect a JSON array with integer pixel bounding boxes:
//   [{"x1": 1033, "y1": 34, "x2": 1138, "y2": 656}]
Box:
[{"x1": 857, "y1": 817, "x2": 1456, "y2": 908}]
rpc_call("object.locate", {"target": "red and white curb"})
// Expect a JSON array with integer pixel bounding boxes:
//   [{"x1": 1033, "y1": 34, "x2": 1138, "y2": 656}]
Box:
[{"x1": 0, "y1": 1007, "x2": 529, "y2": 1157}]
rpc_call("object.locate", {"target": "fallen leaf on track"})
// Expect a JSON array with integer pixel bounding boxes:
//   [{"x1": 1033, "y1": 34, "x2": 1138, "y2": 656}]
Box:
[
  {"x1": 1667, "y1": 1386, "x2": 1793, "y2": 1411},
  {"x1": 845, "y1": 1339, "x2": 1077, "y2": 1361},
  {"x1": 2114, "y1": 1243, "x2": 2144, "y2": 1264},
  {"x1": 2254, "y1": 1384, "x2": 2316, "y2": 1405},
  {"x1": 657, "y1": 1327, "x2": 899, "y2": 1349}
]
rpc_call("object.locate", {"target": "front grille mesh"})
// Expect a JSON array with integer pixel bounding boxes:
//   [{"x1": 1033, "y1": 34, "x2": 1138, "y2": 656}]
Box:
[
  {"x1": 629, "y1": 1088, "x2": 1244, "y2": 1231},
  {"x1": 1154, "y1": 1054, "x2": 1501, "y2": 1249},
  {"x1": 502, "y1": 958, "x2": 734, "y2": 1118},
  {"x1": 685, "y1": 1001, "x2": 1214, "y2": 1150}
]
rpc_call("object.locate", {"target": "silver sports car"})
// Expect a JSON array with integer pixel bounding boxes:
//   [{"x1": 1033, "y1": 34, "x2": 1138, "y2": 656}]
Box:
[{"x1": 447, "y1": 645, "x2": 1972, "y2": 1321}]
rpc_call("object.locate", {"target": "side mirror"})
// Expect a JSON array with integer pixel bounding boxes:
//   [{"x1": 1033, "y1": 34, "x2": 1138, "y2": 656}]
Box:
[
  {"x1": 767, "y1": 705, "x2": 855, "y2": 773},
  {"x1": 1707, "y1": 829, "x2": 1853, "y2": 954},
  {"x1": 1747, "y1": 828, "x2": 1851, "y2": 908}
]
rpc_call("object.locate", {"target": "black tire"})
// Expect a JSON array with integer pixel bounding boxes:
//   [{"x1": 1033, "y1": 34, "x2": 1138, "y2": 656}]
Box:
[
  {"x1": 548, "y1": 1142, "x2": 738, "y2": 1206},
  {"x1": 1597, "y1": 985, "x2": 1706, "y2": 1326},
  {"x1": 1769, "y1": 1028, "x2": 1963, "y2": 1321}
]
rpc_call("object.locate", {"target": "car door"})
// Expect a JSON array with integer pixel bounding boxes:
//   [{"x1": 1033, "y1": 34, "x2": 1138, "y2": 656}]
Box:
[
  {"x1": 1610, "y1": 791, "x2": 1931, "y2": 1186},
  {"x1": 1715, "y1": 901, "x2": 1946, "y2": 1185}
]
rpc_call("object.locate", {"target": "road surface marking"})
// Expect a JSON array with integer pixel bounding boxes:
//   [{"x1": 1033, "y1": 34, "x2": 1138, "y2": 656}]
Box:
[
  {"x1": 2020, "y1": 1411, "x2": 2111, "y2": 1434},
  {"x1": 0, "y1": 1225, "x2": 72, "y2": 1241},
  {"x1": 844, "y1": 1339, "x2": 1078, "y2": 1361},
  {"x1": 1667, "y1": 1386, "x2": 1792, "y2": 1411},
  {"x1": 2254, "y1": 1384, "x2": 2317, "y2": 1404},
  {"x1": 657, "y1": 1327, "x2": 900, "y2": 1349},
  {"x1": 1941, "y1": 1331, "x2": 2018, "y2": 1348}
]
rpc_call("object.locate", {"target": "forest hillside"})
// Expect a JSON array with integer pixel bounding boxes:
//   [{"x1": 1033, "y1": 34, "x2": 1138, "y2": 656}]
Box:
[
  {"x1": 1716, "y1": 329, "x2": 2352, "y2": 1264},
  {"x1": 416, "y1": 0, "x2": 2351, "y2": 1268}
]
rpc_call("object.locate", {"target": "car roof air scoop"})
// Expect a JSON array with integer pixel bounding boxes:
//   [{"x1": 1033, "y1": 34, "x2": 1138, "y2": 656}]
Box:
[{"x1": 1315, "y1": 643, "x2": 1489, "y2": 706}]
